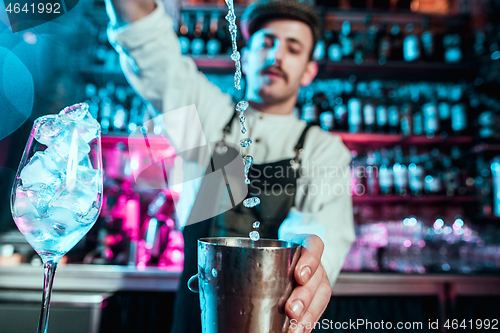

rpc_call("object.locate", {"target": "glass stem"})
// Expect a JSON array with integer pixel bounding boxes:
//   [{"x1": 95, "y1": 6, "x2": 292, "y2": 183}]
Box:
[{"x1": 37, "y1": 260, "x2": 58, "y2": 333}]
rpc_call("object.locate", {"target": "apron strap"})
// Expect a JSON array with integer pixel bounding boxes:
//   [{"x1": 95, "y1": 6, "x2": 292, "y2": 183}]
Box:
[
  {"x1": 222, "y1": 111, "x2": 238, "y2": 137},
  {"x1": 294, "y1": 123, "x2": 314, "y2": 153},
  {"x1": 291, "y1": 124, "x2": 315, "y2": 169}
]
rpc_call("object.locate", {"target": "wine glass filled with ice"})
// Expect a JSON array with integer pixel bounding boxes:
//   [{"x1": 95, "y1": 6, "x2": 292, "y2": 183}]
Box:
[{"x1": 10, "y1": 102, "x2": 103, "y2": 332}]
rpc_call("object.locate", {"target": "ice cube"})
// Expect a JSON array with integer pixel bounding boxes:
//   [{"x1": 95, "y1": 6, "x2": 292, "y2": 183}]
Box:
[
  {"x1": 34, "y1": 115, "x2": 62, "y2": 146},
  {"x1": 252, "y1": 221, "x2": 260, "y2": 229},
  {"x1": 13, "y1": 191, "x2": 40, "y2": 218},
  {"x1": 37, "y1": 149, "x2": 66, "y2": 177},
  {"x1": 20, "y1": 152, "x2": 63, "y2": 188},
  {"x1": 59, "y1": 103, "x2": 100, "y2": 143},
  {"x1": 50, "y1": 193, "x2": 81, "y2": 214},
  {"x1": 77, "y1": 166, "x2": 100, "y2": 189},
  {"x1": 25, "y1": 183, "x2": 57, "y2": 216},
  {"x1": 50, "y1": 129, "x2": 91, "y2": 161},
  {"x1": 55, "y1": 178, "x2": 98, "y2": 215},
  {"x1": 58, "y1": 102, "x2": 90, "y2": 122},
  {"x1": 42, "y1": 207, "x2": 82, "y2": 240}
]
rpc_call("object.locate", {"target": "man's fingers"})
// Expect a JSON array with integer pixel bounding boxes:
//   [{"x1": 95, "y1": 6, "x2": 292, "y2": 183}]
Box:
[
  {"x1": 290, "y1": 272, "x2": 331, "y2": 333},
  {"x1": 282, "y1": 234, "x2": 324, "y2": 285},
  {"x1": 285, "y1": 265, "x2": 325, "y2": 320}
]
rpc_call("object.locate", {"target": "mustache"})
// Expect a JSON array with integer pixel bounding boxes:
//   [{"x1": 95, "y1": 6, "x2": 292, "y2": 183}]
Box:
[{"x1": 261, "y1": 66, "x2": 288, "y2": 82}]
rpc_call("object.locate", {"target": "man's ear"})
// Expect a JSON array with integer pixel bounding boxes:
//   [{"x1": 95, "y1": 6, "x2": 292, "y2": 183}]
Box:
[
  {"x1": 300, "y1": 60, "x2": 318, "y2": 87},
  {"x1": 241, "y1": 47, "x2": 249, "y2": 75}
]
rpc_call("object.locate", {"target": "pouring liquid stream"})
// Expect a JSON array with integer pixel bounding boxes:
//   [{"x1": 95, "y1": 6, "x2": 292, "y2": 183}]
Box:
[{"x1": 225, "y1": 0, "x2": 260, "y2": 241}]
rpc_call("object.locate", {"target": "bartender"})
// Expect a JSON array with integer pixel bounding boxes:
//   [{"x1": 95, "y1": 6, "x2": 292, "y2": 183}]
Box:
[{"x1": 105, "y1": 0, "x2": 355, "y2": 332}]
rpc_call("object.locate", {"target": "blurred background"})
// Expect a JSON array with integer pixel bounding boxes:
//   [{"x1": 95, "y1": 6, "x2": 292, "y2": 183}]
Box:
[{"x1": 1, "y1": 0, "x2": 500, "y2": 332}]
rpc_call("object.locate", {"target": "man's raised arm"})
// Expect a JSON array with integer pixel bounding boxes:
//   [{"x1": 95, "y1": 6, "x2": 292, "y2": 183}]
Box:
[{"x1": 103, "y1": 0, "x2": 234, "y2": 146}]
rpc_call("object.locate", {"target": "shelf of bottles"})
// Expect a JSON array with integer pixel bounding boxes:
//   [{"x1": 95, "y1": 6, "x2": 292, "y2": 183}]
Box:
[{"x1": 84, "y1": 0, "x2": 476, "y2": 80}]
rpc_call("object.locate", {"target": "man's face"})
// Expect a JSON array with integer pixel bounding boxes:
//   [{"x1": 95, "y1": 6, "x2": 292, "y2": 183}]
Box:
[{"x1": 243, "y1": 19, "x2": 317, "y2": 105}]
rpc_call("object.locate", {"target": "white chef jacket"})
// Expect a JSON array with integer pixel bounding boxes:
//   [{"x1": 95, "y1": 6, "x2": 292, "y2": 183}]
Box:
[{"x1": 108, "y1": 1, "x2": 355, "y2": 289}]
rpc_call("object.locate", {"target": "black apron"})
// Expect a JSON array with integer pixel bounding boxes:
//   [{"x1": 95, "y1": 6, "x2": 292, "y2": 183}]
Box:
[{"x1": 171, "y1": 113, "x2": 313, "y2": 333}]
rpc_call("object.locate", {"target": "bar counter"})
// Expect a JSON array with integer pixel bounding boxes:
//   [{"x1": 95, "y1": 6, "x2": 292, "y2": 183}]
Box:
[{"x1": 1, "y1": 264, "x2": 499, "y2": 296}]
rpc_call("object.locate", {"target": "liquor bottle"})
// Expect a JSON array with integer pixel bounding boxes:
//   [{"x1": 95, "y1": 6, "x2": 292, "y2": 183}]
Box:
[
  {"x1": 178, "y1": 12, "x2": 191, "y2": 55},
  {"x1": 363, "y1": 98, "x2": 376, "y2": 133},
  {"x1": 139, "y1": 192, "x2": 168, "y2": 267},
  {"x1": 443, "y1": 32, "x2": 463, "y2": 63},
  {"x1": 400, "y1": 102, "x2": 413, "y2": 136},
  {"x1": 320, "y1": 111, "x2": 335, "y2": 131},
  {"x1": 365, "y1": 150, "x2": 380, "y2": 196},
  {"x1": 365, "y1": 23, "x2": 378, "y2": 62},
  {"x1": 113, "y1": 105, "x2": 127, "y2": 133},
  {"x1": 388, "y1": 92, "x2": 400, "y2": 134},
  {"x1": 333, "y1": 91, "x2": 349, "y2": 131},
  {"x1": 376, "y1": 101, "x2": 389, "y2": 134},
  {"x1": 491, "y1": 157, "x2": 500, "y2": 217},
  {"x1": 100, "y1": 97, "x2": 112, "y2": 135},
  {"x1": 353, "y1": 27, "x2": 366, "y2": 65},
  {"x1": 348, "y1": 97, "x2": 363, "y2": 133},
  {"x1": 443, "y1": 155, "x2": 460, "y2": 196},
  {"x1": 316, "y1": 92, "x2": 331, "y2": 128},
  {"x1": 393, "y1": 146, "x2": 408, "y2": 196},
  {"x1": 217, "y1": 12, "x2": 230, "y2": 56},
  {"x1": 420, "y1": 17, "x2": 435, "y2": 62},
  {"x1": 413, "y1": 109, "x2": 423, "y2": 136},
  {"x1": 424, "y1": 149, "x2": 445, "y2": 195},
  {"x1": 403, "y1": 23, "x2": 421, "y2": 62},
  {"x1": 474, "y1": 30, "x2": 487, "y2": 58},
  {"x1": 377, "y1": 22, "x2": 391, "y2": 64},
  {"x1": 422, "y1": 96, "x2": 439, "y2": 137},
  {"x1": 476, "y1": 155, "x2": 492, "y2": 216},
  {"x1": 206, "y1": 12, "x2": 222, "y2": 57},
  {"x1": 301, "y1": 88, "x2": 317, "y2": 124},
  {"x1": 390, "y1": 25, "x2": 404, "y2": 61},
  {"x1": 408, "y1": 146, "x2": 424, "y2": 196},
  {"x1": 340, "y1": 21, "x2": 354, "y2": 59},
  {"x1": 351, "y1": 150, "x2": 365, "y2": 196},
  {"x1": 451, "y1": 102, "x2": 468, "y2": 136},
  {"x1": 450, "y1": 85, "x2": 468, "y2": 135},
  {"x1": 450, "y1": 145, "x2": 473, "y2": 195},
  {"x1": 328, "y1": 30, "x2": 343, "y2": 62},
  {"x1": 379, "y1": 149, "x2": 395, "y2": 195},
  {"x1": 437, "y1": 85, "x2": 452, "y2": 137},
  {"x1": 191, "y1": 12, "x2": 206, "y2": 57}
]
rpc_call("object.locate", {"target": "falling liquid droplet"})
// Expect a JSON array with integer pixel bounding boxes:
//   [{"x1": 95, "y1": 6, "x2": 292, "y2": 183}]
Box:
[
  {"x1": 239, "y1": 138, "x2": 252, "y2": 148},
  {"x1": 239, "y1": 308, "x2": 246, "y2": 315},
  {"x1": 253, "y1": 221, "x2": 260, "y2": 229},
  {"x1": 239, "y1": 113, "x2": 246, "y2": 134},
  {"x1": 243, "y1": 155, "x2": 253, "y2": 185},
  {"x1": 243, "y1": 197, "x2": 260, "y2": 208},
  {"x1": 236, "y1": 101, "x2": 249, "y2": 112},
  {"x1": 211, "y1": 268, "x2": 218, "y2": 278},
  {"x1": 249, "y1": 230, "x2": 260, "y2": 241},
  {"x1": 224, "y1": 0, "x2": 242, "y2": 91}
]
